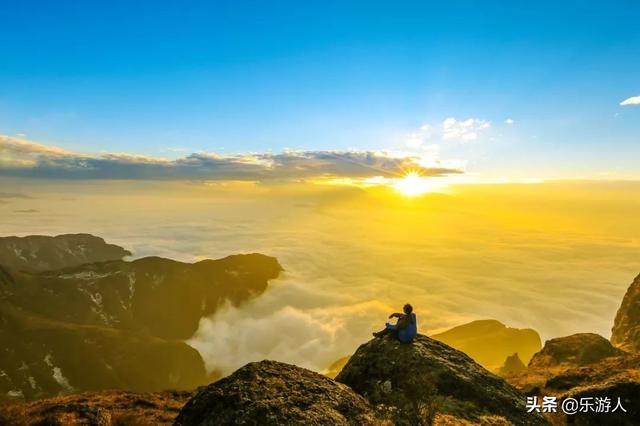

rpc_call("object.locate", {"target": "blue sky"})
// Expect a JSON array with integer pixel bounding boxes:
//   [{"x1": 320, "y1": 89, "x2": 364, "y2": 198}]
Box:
[{"x1": 1, "y1": 1, "x2": 639, "y2": 179}]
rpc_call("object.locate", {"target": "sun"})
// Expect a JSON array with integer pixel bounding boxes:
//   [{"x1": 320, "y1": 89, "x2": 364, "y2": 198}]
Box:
[{"x1": 393, "y1": 172, "x2": 443, "y2": 197}]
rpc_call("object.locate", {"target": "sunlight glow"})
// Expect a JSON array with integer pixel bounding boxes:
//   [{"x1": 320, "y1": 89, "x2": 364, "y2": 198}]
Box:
[{"x1": 393, "y1": 172, "x2": 445, "y2": 196}]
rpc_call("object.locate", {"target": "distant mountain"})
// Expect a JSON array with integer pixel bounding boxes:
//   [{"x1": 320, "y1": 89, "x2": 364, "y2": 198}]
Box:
[
  {"x1": 430, "y1": 319, "x2": 542, "y2": 370},
  {"x1": 324, "y1": 355, "x2": 350, "y2": 379},
  {"x1": 0, "y1": 234, "x2": 283, "y2": 401},
  {"x1": 1, "y1": 254, "x2": 282, "y2": 340},
  {"x1": 611, "y1": 273, "x2": 640, "y2": 352},
  {"x1": 0, "y1": 234, "x2": 131, "y2": 272}
]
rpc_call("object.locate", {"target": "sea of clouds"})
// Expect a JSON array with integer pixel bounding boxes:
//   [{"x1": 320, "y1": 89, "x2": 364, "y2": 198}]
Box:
[{"x1": 2, "y1": 179, "x2": 639, "y2": 375}]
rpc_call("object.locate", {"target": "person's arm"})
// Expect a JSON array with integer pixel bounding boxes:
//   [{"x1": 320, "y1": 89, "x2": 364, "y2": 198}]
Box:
[
  {"x1": 388, "y1": 313, "x2": 403, "y2": 319},
  {"x1": 396, "y1": 314, "x2": 409, "y2": 330}
]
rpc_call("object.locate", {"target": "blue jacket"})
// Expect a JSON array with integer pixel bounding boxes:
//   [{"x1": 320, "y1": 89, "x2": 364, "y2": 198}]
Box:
[
  {"x1": 398, "y1": 313, "x2": 417, "y2": 343},
  {"x1": 386, "y1": 313, "x2": 418, "y2": 343}
]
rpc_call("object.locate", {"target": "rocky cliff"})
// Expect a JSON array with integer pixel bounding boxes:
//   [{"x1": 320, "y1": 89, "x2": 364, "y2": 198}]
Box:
[
  {"x1": 611, "y1": 273, "x2": 640, "y2": 352},
  {"x1": 0, "y1": 234, "x2": 131, "y2": 272}
]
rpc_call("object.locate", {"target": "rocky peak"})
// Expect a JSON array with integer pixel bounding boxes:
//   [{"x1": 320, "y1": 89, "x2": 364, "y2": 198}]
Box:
[
  {"x1": 335, "y1": 334, "x2": 547, "y2": 425},
  {"x1": 174, "y1": 360, "x2": 386, "y2": 426},
  {"x1": 528, "y1": 333, "x2": 625, "y2": 369},
  {"x1": 611, "y1": 273, "x2": 640, "y2": 352},
  {"x1": 0, "y1": 233, "x2": 131, "y2": 272},
  {"x1": 498, "y1": 353, "x2": 527, "y2": 377}
]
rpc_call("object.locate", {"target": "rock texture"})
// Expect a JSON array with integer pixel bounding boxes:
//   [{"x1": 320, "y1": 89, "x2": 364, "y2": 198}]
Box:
[
  {"x1": 0, "y1": 234, "x2": 131, "y2": 272},
  {"x1": 611, "y1": 273, "x2": 640, "y2": 352},
  {"x1": 431, "y1": 319, "x2": 542, "y2": 370},
  {"x1": 174, "y1": 360, "x2": 386, "y2": 426},
  {"x1": 528, "y1": 333, "x2": 625, "y2": 369},
  {"x1": 336, "y1": 334, "x2": 547, "y2": 425},
  {"x1": 508, "y1": 353, "x2": 640, "y2": 425}
]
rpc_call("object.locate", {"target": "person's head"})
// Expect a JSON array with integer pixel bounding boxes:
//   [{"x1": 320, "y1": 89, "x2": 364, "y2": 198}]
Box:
[{"x1": 403, "y1": 303, "x2": 413, "y2": 314}]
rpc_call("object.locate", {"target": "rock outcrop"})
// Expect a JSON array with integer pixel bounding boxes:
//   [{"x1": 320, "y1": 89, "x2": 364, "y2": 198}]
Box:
[
  {"x1": 509, "y1": 352, "x2": 640, "y2": 425},
  {"x1": 0, "y1": 234, "x2": 131, "y2": 272},
  {"x1": 611, "y1": 273, "x2": 640, "y2": 352},
  {"x1": 431, "y1": 319, "x2": 542, "y2": 370},
  {"x1": 336, "y1": 335, "x2": 547, "y2": 425},
  {"x1": 498, "y1": 353, "x2": 526, "y2": 377},
  {"x1": 528, "y1": 333, "x2": 625, "y2": 369},
  {"x1": 174, "y1": 360, "x2": 386, "y2": 426}
]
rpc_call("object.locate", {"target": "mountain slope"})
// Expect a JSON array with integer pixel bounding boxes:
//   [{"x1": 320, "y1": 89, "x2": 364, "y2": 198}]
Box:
[
  {"x1": 0, "y1": 234, "x2": 283, "y2": 401},
  {"x1": 431, "y1": 319, "x2": 542, "y2": 370}
]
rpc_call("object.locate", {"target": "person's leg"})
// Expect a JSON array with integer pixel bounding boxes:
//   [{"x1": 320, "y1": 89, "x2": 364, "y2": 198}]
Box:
[
  {"x1": 372, "y1": 328, "x2": 389, "y2": 338},
  {"x1": 373, "y1": 323, "x2": 396, "y2": 338}
]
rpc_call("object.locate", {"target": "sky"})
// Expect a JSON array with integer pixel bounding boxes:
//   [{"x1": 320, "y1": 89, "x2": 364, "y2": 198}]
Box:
[
  {"x1": 1, "y1": 1, "x2": 640, "y2": 181},
  {"x1": 1, "y1": 2, "x2": 640, "y2": 373}
]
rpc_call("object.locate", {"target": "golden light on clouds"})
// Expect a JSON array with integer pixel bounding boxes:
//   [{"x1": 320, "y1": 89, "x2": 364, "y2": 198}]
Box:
[{"x1": 393, "y1": 172, "x2": 448, "y2": 196}]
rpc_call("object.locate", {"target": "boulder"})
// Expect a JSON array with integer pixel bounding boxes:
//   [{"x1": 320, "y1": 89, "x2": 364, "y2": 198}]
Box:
[
  {"x1": 174, "y1": 360, "x2": 387, "y2": 426},
  {"x1": 529, "y1": 333, "x2": 625, "y2": 369},
  {"x1": 335, "y1": 335, "x2": 547, "y2": 425}
]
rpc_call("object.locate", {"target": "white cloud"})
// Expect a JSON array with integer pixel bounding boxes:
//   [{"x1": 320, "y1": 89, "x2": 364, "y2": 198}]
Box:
[
  {"x1": 620, "y1": 96, "x2": 640, "y2": 106},
  {"x1": 405, "y1": 117, "x2": 491, "y2": 147},
  {"x1": 442, "y1": 117, "x2": 491, "y2": 142},
  {"x1": 505, "y1": 118, "x2": 515, "y2": 125}
]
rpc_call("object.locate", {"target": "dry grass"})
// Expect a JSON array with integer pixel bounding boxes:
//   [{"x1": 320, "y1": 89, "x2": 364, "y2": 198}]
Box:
[{"x1": 0, "y1": 389, "x2": 193, "y2": 425}]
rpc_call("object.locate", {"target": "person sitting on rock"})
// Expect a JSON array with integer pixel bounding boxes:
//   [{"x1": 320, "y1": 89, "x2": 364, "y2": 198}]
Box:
[{"x1": 373, "y1": 303, "x2": 417, "y2": 343}]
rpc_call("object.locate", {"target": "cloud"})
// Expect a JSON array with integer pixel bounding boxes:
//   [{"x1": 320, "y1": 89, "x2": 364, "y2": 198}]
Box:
[
  {"x1": 404, "y1": 117, "x2": 491, "y2": 147},
  {"x1": 0, "y1": 192, "x2": 32, "y2": 199},
  {"x1": 505, "y1": 118, "x2": 515, "y2": 125},
  {"x1": 188, "y1": 279, "x2": 392, "y2": 375},
  {"x1": 620, "y1": 96, "x2": 640, "y2": 106},
  {"x1": 0, "y1": 135, "x2": 462, "y2": 180},
  {"x1": 442, "y1": 117, "x2": 491, "y2": 142}
]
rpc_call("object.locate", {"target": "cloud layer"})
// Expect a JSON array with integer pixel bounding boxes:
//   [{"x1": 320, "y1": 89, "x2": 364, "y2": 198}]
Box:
[
  {"x1": 0, "y1": 135, "x2": 462, "y2": 180},
  {"x1": 2, "y1": 179, "x2": 639, "y2": 375}
]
